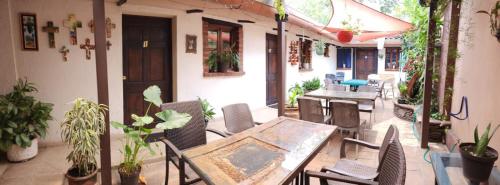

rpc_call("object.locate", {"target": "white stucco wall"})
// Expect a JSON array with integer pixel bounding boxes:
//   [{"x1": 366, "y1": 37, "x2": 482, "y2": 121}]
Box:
[
  {"x1": 0, "y1": 0, "x2": 339, "y2": 145},
  {"x1": 451, "y1": 0, "x2": 500, "y2": 164}
]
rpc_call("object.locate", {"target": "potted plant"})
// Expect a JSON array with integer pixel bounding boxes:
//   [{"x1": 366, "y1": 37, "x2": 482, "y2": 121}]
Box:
[
  {"x1": 338, "y1": 15, "x2": 361, "y2": 43},
  {"x1": 459, "y1": 123, "x2": 499, "y2": 183},
  {"x1": 302, "y1": 77, "x2": 321, "y2": 93},
  {"x1": 219, "y1": 44, "x2": 240, "y2": 72},
  {"x1": 477, "y1": 1, "x2": 500, "y2": 42},
  {"x1": 302, "y1": 58, "x2": 311, "y2": 70},
  {"x1": 112, "y1": 85, "x2": 191, "y2": 185},
  {"x1": 315, "y1": 40, "x2": 325, "y2": 56},
  {"x1": 198, "y1": 97, "x2": 215, "y2": 126},
  {"x1": 285, "y1": 83, "x2": 303, "y2": 117},
  {"x1": 0, "y1": 79, "x2": 53, "y2": 162},
  {"x1": 274, "y1": 0, "x2": 288, "y2": 21},
  {"x1": 61, "y1": 98, "x2": 107, "y2": 185},
  {"x1": 207, "y1": 50, "x2": 218, "y2": 72}
]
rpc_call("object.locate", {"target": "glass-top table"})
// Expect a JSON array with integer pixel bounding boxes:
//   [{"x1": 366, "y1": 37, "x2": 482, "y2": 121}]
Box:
[{"x1": 431, "y1": 152, "x2": 500, "y2": 185}]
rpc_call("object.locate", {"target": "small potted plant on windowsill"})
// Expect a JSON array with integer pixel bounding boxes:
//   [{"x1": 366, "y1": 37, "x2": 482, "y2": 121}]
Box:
[
  {"x1": 459, "y1": 123, "x2": 499, "y2": 183},
  {"x1": 338, "y1": 15, "x2": 361, "y2": 43},
  {"x1": 112, "y1": 85, "x2": 191, "y2": 185},
  {"x1": 0, "y1": 79, "x2": 53, "y2": 162},
  {"x1": 207, "y1": 51, "x2": 218, "y2": 73},
  {"x1": 61, "y1": 98, "x2": 107, "y2": 185},
  {"x1": 198, "y1": 97, "x2": 215, "y2": 126},
  {"x1": 219, "y1": 44, "x2": 240, "y2": 73}
]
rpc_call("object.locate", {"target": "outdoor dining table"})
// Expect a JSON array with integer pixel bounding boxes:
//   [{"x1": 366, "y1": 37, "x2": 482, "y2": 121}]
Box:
[
  {"x1": 181, "y1": 117, "x2": 337, "y2": 185},
  {"x1": 304, "y1": 89, "x2": 379, "y2": 114}
]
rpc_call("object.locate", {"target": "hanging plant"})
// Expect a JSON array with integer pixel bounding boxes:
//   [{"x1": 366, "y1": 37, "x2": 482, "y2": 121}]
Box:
[
  {"x1": 338, "y1": 15, "x2": 361, "y2": 43},
  {"x1": 274, "y1": 0, "x2": 287, "y2": 21},
  {"x1": 314, "y1": 40, "x2": 325, "y2": 55},
  {"x1": 477, "y1": 1, "x2": 500, "y2": 42}
]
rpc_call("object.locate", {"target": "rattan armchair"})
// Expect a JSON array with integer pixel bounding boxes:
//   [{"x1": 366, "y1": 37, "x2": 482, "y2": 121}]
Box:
[
  {"x1": 221, "y1": 103, "x2": 262, "y2": 135},
  {"x1": 158, "y1": 100, "x2": 227, "y2": 185},
  {"x1": 305, "y1": 137, "x2": 406, "y2": 185},
  {"x1": 297, "y1": 96, "x2": 331, "y2": 124},
  {"x1": 323, "y1": 125, "x2": 399, "y2": 181}
]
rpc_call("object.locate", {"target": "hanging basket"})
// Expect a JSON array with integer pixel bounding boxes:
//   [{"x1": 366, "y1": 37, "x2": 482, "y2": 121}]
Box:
[{"x1": 337, "y1": 31, "x2": 354, "y2": 43}]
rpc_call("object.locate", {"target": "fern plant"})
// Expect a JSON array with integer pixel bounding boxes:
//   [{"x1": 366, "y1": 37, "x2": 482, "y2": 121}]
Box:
[
  {"x1": 61, "y1": 98, "x2": 107, "y2": 176},
  {"x1": 473, "y1": 123, "x2": 500, "y2": 157}
]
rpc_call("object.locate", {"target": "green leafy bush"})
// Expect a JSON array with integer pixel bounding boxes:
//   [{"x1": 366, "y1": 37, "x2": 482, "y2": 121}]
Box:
[
  {"x1": 0, "y1": 79, "x2": 53, "y2": 151},
  {"x1": 198, "y1": 97, "x2": 215, "y2": 122},
  {"x1": 302, "y1": 77, "x2": 321, "y2": 91},
  {"x1": 61, "y1": 98, "x2": 107, "y2": 176},
  {"x1": 112, "y1": 85, "x2": 192, "y2": 174},
  {"x1": 288, "y1": 83, "x2": 304, "y2": 108}
]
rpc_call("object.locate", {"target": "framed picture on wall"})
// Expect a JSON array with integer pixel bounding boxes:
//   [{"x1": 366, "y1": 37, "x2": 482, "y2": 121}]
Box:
[
  {"x1": 20, "y1": 13, "x2": 39, "y2": 51},
  {"x1": 186, "y1": 34, "x2": 197, "y2": 54}
]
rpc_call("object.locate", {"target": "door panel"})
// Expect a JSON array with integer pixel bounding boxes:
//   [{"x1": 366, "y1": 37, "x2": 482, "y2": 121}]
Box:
[
  {"x1": 355, "y1": 48, "x2": 378, "y2": 80},
  {"x1": 266, "y1": 34, "x2": 278, "y2": 105},
  {"x1": 123, "y1": 15, "x2": 173, "y2": 125}
]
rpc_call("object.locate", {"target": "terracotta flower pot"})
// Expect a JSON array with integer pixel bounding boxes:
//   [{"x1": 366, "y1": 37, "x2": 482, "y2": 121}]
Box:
[
  {"x1": 7, "y1": 138, "x2": 38, "y2": 162},
  {"x1": 119, "y1": 165, "x2": 142, "y2": 185},
  {"x1": 337, "y1": 31, "x2": 354, "y2": 43},
  {"x1": 65, "y1": 166, "x2": 98, "y2": 185},
  {"x1": 459, "y1": 143, "x2": 499, "y2": 183}
]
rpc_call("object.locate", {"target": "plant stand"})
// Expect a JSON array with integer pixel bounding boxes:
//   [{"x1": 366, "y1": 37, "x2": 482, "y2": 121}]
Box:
[{"x1": 392, "y1": 99, "x2": 415, "y2": 121}]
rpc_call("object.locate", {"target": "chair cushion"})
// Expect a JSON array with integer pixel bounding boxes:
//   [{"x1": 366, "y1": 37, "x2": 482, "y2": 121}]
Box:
[{"x1": 324, "y1": 159, "x2": 379, "y2": 180}]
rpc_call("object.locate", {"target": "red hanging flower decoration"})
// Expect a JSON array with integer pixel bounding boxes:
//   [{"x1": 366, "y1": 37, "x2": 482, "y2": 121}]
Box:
[{"x1": 337, "y1": 30, "x2": 354, "y2": 43}]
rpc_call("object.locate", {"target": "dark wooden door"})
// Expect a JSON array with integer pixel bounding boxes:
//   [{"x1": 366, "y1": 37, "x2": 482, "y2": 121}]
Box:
[
  {"x1": 266, "y1": 34, "x2": 278, "y2": 105},
  {"x1": 123, "y1": 15, "x2": 172, "y2": 124},
  {"x1": 355, "y1": 48, "x2": 378, "y2": 79}
]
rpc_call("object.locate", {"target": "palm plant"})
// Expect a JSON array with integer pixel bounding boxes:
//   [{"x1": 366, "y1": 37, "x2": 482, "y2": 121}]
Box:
[{"x1": 61, "y1": 98, "x2": 107, "y2": 177}]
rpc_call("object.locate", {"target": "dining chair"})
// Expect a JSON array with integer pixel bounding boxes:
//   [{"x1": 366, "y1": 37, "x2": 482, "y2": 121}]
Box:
[
  {"x1": 297, "y1": 96, "x2": 331, "y2": 124},
  {"x1": 330, "y1": 100, "x2": 367, "y2": 145},
  {"x1": 357, "y1": 85, "x2": 378, "y2": 127},
  {"x1": 305, "y1": 138, "x2": 406, "y2": 185},
  {"x1": 221, "y1": 103, "x2": 262, "y2": 135},
  {"x1": 322, "y1": 125, "x2": 399, "y2": 181},
  {"x1": 159, "y1": 100, "x2": 228, "y2": 185}
]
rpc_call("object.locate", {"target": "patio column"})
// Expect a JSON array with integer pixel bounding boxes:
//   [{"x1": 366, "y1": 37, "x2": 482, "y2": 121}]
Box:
[
  {"x1": 421, "y1": 0, "x2": 438, "y2": 148},
  {"x1": 92, "y1": 0, "x2": 112, "y2": 184},
  {"x1": 275, "y1": 13, "x2": 287, "y2": 117}
]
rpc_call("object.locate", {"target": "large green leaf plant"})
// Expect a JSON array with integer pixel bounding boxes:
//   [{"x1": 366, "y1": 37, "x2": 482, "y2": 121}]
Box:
[
  {"x1": 112, "y1": 85, "x2": 191, "y2": 174},
  {"x1": 0, "y1": 79, "x2": 53, "y2": 151}
]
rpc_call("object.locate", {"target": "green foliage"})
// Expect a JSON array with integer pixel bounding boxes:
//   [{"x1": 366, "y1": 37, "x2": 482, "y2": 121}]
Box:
[
  {"x1": 473, "y1": 123, "x2": 500, "y2": 157},
  {"x1": 61, "y1": 98, "x2": 107, "y2": 176},
  {"x1": 302, "y1": 77, "x2": 322, "y2": 91},
  {"x1": 285, "y1": 0, "x2": 333, "y2": 25},
  {"x1": 198, "y1": 97, "x2": 215, "y2": 122},
  {"x1": 341, "y1": 15, "x2": 362, "y2": 35},
  {"x1": 274, "y1": 0, "x2": 287, "y2": 21},
  {"x1": 314, "y1": 40, "x2": 325, "y2": 55},
  {"x1": 221, "y1": 45, "x2": 240, "y2": 71},
  {"x1": 207, "y1": 51, "x2": 218, "y2": 72},
  {"x1": 0, "y1": 79, "x2": 53, "y2": 151},
  {"x1": 398, "y1": 83, "x2": 408, "y2": 98},
  {"x1": 287, "y1": 83, "x2": 304, "y2": 108},
  {"x1": 112, "y1": 85, "x2": 191, "y2": 174}
]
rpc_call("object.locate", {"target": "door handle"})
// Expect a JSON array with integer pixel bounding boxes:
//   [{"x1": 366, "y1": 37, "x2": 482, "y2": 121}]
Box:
[
  {"x1": 143, "y1": 40, "x2": 149, "y2": 48},
  {"x1": 122, "y1": 76, "x2": 127, "y2": 80}
]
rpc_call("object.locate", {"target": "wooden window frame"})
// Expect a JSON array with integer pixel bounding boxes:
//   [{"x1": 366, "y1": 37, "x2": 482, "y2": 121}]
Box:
[
  {"x1": 385, "y1": 47, "x2": 401, "y2": 71},
  {"x1": 202, "y1": 17, "x2": 244, "y2": 77}
]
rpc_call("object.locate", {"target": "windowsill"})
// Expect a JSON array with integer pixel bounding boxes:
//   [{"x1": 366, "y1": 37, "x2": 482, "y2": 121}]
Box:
[
  {"x1": 337, "y1": 68, "x2": 352, "y2": 70},
  {"x1": 385, "y1": 69, "x2": 399, "y2": 71},
  {"x1": 203, "y1": 71, "x2": 245, "y2": 77},
  {"x1": 299, "y1": 68, "x2": 313, "y2": 72}
]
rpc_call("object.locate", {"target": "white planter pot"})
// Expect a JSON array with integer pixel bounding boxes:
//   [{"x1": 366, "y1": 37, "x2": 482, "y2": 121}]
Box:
[{"x1": 7, "y1": 138, "x2": 38, "y2": 162}]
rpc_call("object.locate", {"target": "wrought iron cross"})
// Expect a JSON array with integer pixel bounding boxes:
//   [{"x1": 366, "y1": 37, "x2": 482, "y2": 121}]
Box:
[
  {"x1": 42, "y1": 21, "x2": 59, "y2": 48},
  {"x1": 80, "y1": 38, "x2": 95, "y2": 60},
  {"x1": 63, "y1": 14, "x2": 82, "y2": 45}
]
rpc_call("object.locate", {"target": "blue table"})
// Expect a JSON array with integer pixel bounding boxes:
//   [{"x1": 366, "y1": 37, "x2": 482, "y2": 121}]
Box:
[{"x1": 340, "y1": 79, "x2": 368, "y2": 91}]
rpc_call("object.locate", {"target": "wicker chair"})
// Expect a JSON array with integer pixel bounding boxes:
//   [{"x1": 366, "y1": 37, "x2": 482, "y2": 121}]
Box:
[
  {"x1": 298, "y1": 97, "x2": 331, "y2": 124},
  {"x1": 159, "y1": 100, "x2": 228, "y2": 185},
  {"x1": 357, "y1": 86, "x2": 378, "y2": 127},
  {"x1": 221, "y1": 103, "x2": 262, "y2": 135},
  {"x1": 322, "y1": 125, "x2": 399, "y2": 181},
  {"x1": 305, "y1": 137, "x2": 406, "y2": 185},
  {"x1": 330, "y1": 100, "x2": 367, "y2": 155}
]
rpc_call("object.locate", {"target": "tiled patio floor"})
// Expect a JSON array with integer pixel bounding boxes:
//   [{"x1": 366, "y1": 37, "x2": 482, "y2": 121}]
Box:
[{"x1": 0, "y1": 98, "x2": 448, "y2": 185}]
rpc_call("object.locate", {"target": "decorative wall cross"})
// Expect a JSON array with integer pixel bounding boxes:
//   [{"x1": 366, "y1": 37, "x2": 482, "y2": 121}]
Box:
[
  {"x1": 88, "y1": 17, "x2": 115, "y2": 38},
  {"x1": 106, "y1": 40, "x2": 112, "y2": 50},
  {"x1": 59, "y1": 46, "x2": 69, "y2": 62},
  {"x1": 80, "y1": 38, "x2": 95, "y2": 60},
  {"x1": 63, "y1": 14, "x2": 82, "y2": 45},
  {"x1": 42, "y1": 21, "x2": 59, "y2": 48}
]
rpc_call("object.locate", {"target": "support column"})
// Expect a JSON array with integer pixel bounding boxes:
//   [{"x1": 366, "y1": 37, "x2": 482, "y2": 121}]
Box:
[
  {"x1": 421, "y1": 0, "x2": 438, "y2": 148},
  {"x1": 275, "y1": 14, "x2": 287, "y2": 117},
  {"x1": 92, "y1": 0, "x2": 111, "y2": 184}
]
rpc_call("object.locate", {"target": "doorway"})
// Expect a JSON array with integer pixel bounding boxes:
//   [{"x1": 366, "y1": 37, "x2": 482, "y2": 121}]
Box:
[
  {"x1": 355, "y1": 48, "x2": 378, "y2": 79},
  {"x1": 122, "y1": 15, "x2": 173, "y2": 124},
  {"x1": 266, "y1": 34, "x2": 278, "y2": 106}
]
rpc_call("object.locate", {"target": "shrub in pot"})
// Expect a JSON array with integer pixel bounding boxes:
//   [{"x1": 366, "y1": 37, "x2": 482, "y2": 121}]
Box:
[
  {"x1": 0, "y1": 79, "x2": 53, "y2": 162},
  {"x1": 302, "y1": 77, "x2": 321, "y2": 93},
  {"x1": 287, "y1": 83, "x2": 304, "y2": 109},
  {"x1": 112, "y1": 85, "x2": 191, "y2": 185},
  {"x1": 61, "y1": 98, "x2": 107, "y2": 185},
  {"x1": 459, "y1": 123, "x2": 499, "y2": 183},
  {"x1": 198, "y1": 97, "x2": 215, "y2": 126}
]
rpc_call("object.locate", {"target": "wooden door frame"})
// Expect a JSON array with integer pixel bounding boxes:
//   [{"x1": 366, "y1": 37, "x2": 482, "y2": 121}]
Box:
[
  {"x1": 122, "y1": 14, "x2": 173, "y2": 123},
  {"x1": 353, "y1": 47, "x2": 378, "y2": 79},
  {"x1": 266, "y1": 33, "x2": 278, "y2": 106}
]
